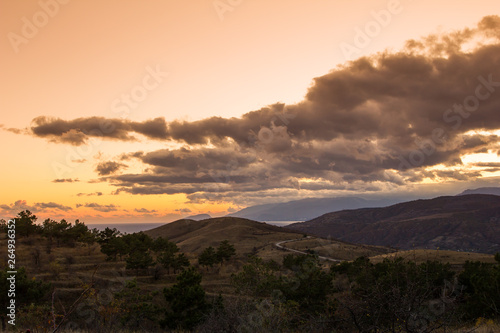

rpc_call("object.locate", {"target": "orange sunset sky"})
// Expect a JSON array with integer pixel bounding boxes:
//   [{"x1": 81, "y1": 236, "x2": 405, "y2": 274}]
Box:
[{"x1": 1, "y1": 0, "x2": 500, "y2": 224}]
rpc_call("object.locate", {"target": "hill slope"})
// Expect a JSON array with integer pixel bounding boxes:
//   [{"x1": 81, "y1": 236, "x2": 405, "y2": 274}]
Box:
[
  {"x1": 228, "y1": 196, "x2": 403, "y2": 221},
  {"x1": 287, "y1": 194, "x2": 500, "y2": 254},
  {"x1": 144, "y1": 217, "x2": 304, "y2": 254}
]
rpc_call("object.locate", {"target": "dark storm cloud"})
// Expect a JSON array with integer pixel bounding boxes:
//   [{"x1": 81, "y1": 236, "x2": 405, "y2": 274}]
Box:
[
  {"x1": 17, "y1": 16, "x2": 500, "y2": 202},
  {"x1": 95, "y1": 161, "x2": 127, "y2": 176}
]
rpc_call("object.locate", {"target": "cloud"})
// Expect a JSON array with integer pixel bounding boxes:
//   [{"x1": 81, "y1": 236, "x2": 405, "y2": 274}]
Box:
[
  {"x1": 175, "y1": 208, "x2": 192, "y2": 213},
  {"x1": 76, "y1": 203, "x2": 119, "y2": 212},
  {"x1": 473, "y1": 162, "x2": 500, "y2": 168},
  {"x1": 0, "y1": 200, "x2": 73, "y2": 216},
  {"x1": 226, "y1": 206, "x2": 238, "y2": 213},
  {"x1": 34, "y1": 202, "x2": 73, "y2": 212},
  {"x1": 0, "y1": 200, "x2": 34, "y2": 215},
  {"x1": 77, "y1": 192, "x2": 103, "y2": 197},
  {"x1": 0, "y1": 124, "x2": 27, "y2": 135},
  {"x1": 52, "y1": 178, "x2": 80, "y2": 183},
  {"x1": 29, "y1": 116, "x2": 168, "y2": 145},
  {"x1": 95, "y1": 161, "x2": 127, "y2": 176},
  {"x1": 134, "y1": 208, "x2": 158, "y2": 213},
  {"x1": 16, "y1": 16, "x2": 500, "y2": 205}
]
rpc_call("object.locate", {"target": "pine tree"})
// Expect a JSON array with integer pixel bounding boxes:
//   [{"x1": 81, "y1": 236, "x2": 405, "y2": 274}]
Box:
[
  {"x1": 199, "y1": 246, "x2": 217, "y2": 269},
  {"x1": 216, "y1": 240, "x2": 236, "y2": 263},
  {"x1": 161, "y1": 267, "x2": 209, "y2": 330}
]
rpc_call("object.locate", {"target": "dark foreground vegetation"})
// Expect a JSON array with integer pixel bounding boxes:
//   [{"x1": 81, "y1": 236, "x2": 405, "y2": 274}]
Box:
[{"x1": 1, "y1": 211, "x2": 499, "y2": 332}]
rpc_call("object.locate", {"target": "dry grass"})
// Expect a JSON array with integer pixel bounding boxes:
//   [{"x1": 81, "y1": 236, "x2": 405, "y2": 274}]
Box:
[
  {"x1": 144, "y1": 217, "x2": 305, "y2": 257},
  {"x1": 283, "y1": 236, "x2": 395, "y2": 261},
  {"x1": 368, "y1": 249, "x2": 497, "y2": 265}
]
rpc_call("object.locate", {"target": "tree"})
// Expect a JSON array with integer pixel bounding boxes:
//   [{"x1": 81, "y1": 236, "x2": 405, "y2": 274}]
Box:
[
  {"x1": 113, "y1": 279, "x2": 161, "y2": 330},
  {"x1": 101, "y1": 236, "x2": 127, "y2": 261},
  {"x1": 155, "y1": 239, "x2": 184, "y2": 274},
  {"x1": 53, "y1": 219, "x2": 71, "y2": 246},
  {"x1": 98, "y1": 228, "x2": 125, "y2": 261},
  {"x1": 331, "y1": 257, "x2": 458, "y2": 332},
  {"x1": 158, "y1": 251, "x2": 189, "y2": 274},
  {"x1": 459, "y1": 259, "x2": 500, "y2": 320},
  {"x1": 66, "y1": 219, "x2": 90, "y2": 246},
  {"x1": 152, "y1": 237, "x2": 178, "y2": 253},
  {"x1": 42, "y1": 218, "x2": 58, "y2": 253},
  {"x1": 158, "y1": 250, "x2": 176, "y2": 274},
  {"x1": 172, "y1": 253, "x2": 190, "y2": 273},
  {"x1": 161, "y1": 267, "x2": 209, "y2": 330},
  {"x1": 231, "y1": 256, "x2": 282, "y2": 297},
  {"x1": 199, "y1": 246, "x2": 217, "y2": 269},
  {"x1": 216, "y1": 240, "x2": 236, "y2": 263},
  {"x1": 80, "y1": 227, "x2": 98, "y2": 254},
  {"x1": 281, "y1": 254, "x2": 333, "y2": 314},
  {"x1": 97, "y1": 227, "x2": 121, "y2": 243},
  {"x1": 15, "y1": 210, "x2": 39, "y2": 237},
  {"x1": 122, "y1": 232, "x2": 153, "y2": 254},
  {"x1": 125, "y1": 250, "x2": 154, "y2": 275}
]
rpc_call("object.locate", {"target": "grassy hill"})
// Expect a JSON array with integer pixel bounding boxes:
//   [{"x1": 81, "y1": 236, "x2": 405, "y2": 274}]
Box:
[
  {"x1": 142, "y1": 216, "x2": 400, "y2": 262},
  {"x1": 287, "y1": 194, "x2": 500, "y2": 254},
  {"x1": 143, "y1": 217, "x2": 305, "y2": 255}
]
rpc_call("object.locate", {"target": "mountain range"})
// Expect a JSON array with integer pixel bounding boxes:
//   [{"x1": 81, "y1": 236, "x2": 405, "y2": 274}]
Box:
[
  {"x1": 458, "y1": 187, "x2": 500, "y2": 196},
  {"x1": 227, "y1": 196, "x2": 404, "y2": 222},
  {"x1": 227, "y1": 187, "x2": 500, "y2": 222},
  {"x1": 287, "y1": 194, "x2": 500, "y2": 254}
]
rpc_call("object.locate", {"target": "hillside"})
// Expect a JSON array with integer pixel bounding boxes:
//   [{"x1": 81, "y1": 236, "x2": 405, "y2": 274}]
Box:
[
  {"x1": 228, "y1": 196, "x2": 403, "y2": 221},
  {"x1": 287, "y1": 194, "x2": 500, "y2": 254},
  {"x1": 143, "y1": 216, "x2": 305, "y2": 254}
]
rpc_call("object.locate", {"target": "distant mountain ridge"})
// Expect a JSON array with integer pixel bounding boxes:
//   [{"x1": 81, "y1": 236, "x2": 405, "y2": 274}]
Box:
[
  {"x1": 287, "y1": 194, "x2": 500, "y2": 254},
  {"x1": 458, "y1": 187, "x2": 500, "y2": 196},
  {"x1": 185, "y1": 213, "x2": 212, "y2": 221},
  {"x1": 228, "y1": 196, "x2": 403, "y2": 221}
]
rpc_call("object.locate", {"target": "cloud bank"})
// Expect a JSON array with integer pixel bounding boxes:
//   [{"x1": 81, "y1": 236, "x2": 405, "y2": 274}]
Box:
[{"x1": 23, "y1": 16, "x2": 500, "y2": 205}]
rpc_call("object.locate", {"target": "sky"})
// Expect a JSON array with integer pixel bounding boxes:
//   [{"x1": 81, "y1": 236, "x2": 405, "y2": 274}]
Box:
[{"x1": 1, "y1": 0, "x2": 500, "y2": 224}]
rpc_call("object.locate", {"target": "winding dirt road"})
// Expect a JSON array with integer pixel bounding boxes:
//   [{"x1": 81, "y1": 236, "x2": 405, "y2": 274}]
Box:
[{"x1": 274, "y1": 238, "x2": 343, "y2": 262}]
